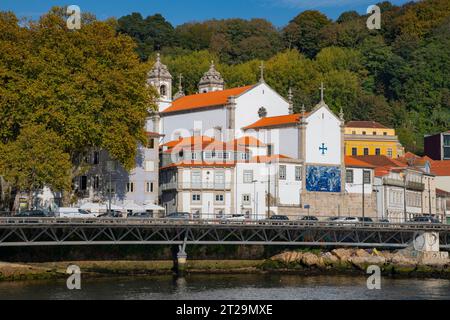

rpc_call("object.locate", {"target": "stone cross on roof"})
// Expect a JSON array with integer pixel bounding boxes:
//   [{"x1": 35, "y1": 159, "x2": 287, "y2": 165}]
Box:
[{"x1": 320, "y1": 82, "x2": 326, "y2": 102}]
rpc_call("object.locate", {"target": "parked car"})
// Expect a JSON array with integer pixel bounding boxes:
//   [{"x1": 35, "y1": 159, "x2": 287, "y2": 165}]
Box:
[
  {"x1": 268, "y1": 215, "x2": 289, "y2": 221},
  {"x1": 299, "y1": 216, "x2": 318, "y2": 221},
  {"x1": 97, "y1": 210, "x2": 123, "y2": 218},
  {"x1": 166, "y1": 212, "x2": 190, "y2": 220},
  {"x1": 128, "y1": 212, "x2": 153, "y2": 219},
  {"x1": 15, "y1": 210, "x2": 52, "y2": 218},
  {"x1": 226, "y1": 214, "x2": 246, "y2": 222},
  {"x1": 411, "y1": 216, "x2": 441, "y2": 224},
  {"x1": 56, "y1": 208, "x2": 97, "y2": 218},
  {"x1": 379, "y1": 219, "x2": 390, "y2": 223},
  {"x1": 358, "y1": 217, "x2": 374, "y2": 223},
  {"x1": 335, "y1": 217, "x2": 359, "y2": 224}
]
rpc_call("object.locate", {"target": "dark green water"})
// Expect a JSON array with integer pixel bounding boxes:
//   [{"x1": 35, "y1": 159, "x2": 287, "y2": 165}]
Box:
[{"x1": 0, "y1": 274, "x2": 449, "y2": 300}]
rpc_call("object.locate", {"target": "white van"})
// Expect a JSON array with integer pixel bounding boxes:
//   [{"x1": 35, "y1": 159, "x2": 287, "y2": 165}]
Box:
[{"x1": 56, "y1": 208, "x2": 98, "y2": 218}]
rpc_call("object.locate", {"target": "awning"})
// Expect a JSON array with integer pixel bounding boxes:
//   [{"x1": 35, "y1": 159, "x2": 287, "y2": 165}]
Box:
[{"x1": 122, "y1": 202, "x2": 145, "y2": 212}]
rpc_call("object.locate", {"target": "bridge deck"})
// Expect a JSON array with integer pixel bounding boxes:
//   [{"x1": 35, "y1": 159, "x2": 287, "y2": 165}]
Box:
[{"x1": 0, "y1": 218, "x2": 449, "y2": 248}]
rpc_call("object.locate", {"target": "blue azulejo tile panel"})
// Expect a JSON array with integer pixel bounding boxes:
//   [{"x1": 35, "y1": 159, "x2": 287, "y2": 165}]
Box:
[{"x1": 306, "y1": 166, "x2": 341, "y2": 193}]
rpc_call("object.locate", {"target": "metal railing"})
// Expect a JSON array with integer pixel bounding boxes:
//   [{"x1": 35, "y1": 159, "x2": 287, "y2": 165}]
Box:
[{"x1": 160, "y1": 182, "x2": 232, "y2": 191}]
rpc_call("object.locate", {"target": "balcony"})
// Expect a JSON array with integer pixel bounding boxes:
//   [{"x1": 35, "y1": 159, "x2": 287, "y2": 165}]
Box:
[
  {"x1": 160, "y1": 182, "x2": 232, "y2": 191},
  {"x1": 382, "y1": 178, "x2": 425, "y2": 191}
]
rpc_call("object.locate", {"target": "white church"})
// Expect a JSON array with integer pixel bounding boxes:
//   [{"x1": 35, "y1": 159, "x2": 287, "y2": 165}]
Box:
[{"x1": 147, "y1": 55, "x2": 376, "y2": 218}]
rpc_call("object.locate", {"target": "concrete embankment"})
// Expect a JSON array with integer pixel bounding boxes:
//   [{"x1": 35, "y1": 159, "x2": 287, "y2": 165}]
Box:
[{"x1": 1, "y1": 248, "x2": 449, "y2": 281}]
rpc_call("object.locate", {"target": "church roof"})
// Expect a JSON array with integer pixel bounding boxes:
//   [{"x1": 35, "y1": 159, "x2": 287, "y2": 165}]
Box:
[
  {"x1": 161, "y1": 85, "x2": 255, "y2": 114},
  {"x1": 243, "y1": 114, "x2": 307, "y2": 130},
  {"x1": 346, "y1": 121, "x2": 389, "y2": 129},
  {"x1": 232, "y1": 136, "x2": 266, "y2": 147}
]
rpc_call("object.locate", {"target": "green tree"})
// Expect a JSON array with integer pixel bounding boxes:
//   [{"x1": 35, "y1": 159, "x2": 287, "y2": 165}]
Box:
[
  {"x1": 0, "y1": 125, "x2": 72, "y2": 209},
  {"x1": 283, "y1": 10, "x2": 331, "y2": 58},
  {"x1": 0, "y1": 9, "x2": 156, "y2": 204}
]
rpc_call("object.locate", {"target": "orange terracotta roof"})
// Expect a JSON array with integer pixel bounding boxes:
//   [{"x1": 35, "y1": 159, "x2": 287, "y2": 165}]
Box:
[
  {"x1": 345, "y1": 156, "x2": 375, "y2": 168},
  {"x1": 145, "y1": 131, "x2": 162, "y2": 137},
  {"x1": 244, "y1": 114, "x2": 307, "y2": 130},
  {"x1": 430, "y1": 160, "x2": 450, "y2": 176},
  {"x1": 374, "y1": 166, "x2": 392, "y2": 177},
  {"x1": 163, "y1": 136, "x2": 214, "y2": 149},
  {"x1": 345, "y1": 121, "x2": 389, "y2": 129},
  {"x1": 233, "y1": 136, "x2": 266, "y2": 147},
  {"x1": 353, "y1": 155, "x2": 407, "y2": 168},
  {"x1": 161, "y1": 85, "x2": 254, "y2": 114}
]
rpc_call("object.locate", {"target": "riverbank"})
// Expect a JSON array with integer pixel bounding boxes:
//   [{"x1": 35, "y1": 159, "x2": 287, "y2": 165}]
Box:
[{"x1": 1, "y1": 248, "x2": 449, "y2": 281}]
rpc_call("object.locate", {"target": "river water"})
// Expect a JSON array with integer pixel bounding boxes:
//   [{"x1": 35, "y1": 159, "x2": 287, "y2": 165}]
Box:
[{"x1": 0, "y1": 274, "x2": 449, "y2": 300}]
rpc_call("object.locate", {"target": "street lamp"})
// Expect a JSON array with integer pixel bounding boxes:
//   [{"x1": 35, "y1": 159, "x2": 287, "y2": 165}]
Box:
[
  {"x1": 252, "y1": 179, "x2": 258, "y2": 221},
  {"x1": 106, "y1": 160, "x2": 116, "y2": 213}
]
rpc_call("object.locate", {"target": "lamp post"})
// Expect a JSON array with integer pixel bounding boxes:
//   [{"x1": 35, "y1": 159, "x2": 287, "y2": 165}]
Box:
[
  {"x1": 106, "y1": 160, "x2": 116, "y2": 213},
  {"x1": 252, "y1": 179, "x2": 257, "y2": 221}
]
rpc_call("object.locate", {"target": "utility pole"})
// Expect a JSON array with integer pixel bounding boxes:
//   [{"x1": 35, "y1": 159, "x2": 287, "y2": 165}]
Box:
[
  {"x1": 362, "y1": 173, "x2": 365, "y2": 223},
  {"x1": 267, "y1": 162, "x2": 271, "y2": 219},
  {"x1": 428, "y1": 177, "x2": 432, "y2": 216},
  {"x1": 403, "y1": 172, "x2": 408, "y2": 223}
]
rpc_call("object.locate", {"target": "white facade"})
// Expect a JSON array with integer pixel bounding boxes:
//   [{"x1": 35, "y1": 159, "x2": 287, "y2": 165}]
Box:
[{"x1": 305, "y1": 104, "x2": 342, "y2": 166}]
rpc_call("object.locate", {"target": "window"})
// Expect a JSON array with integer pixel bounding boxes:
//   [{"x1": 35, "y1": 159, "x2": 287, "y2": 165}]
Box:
[
  {"x1": 295, "y1": 166, "x2": 302, "y2": 181},
  {"x1": 352, "y1": 148, "x2": 357, "y2": 156},
  {"x1": 93, "y1": 176, "x2": 100, "y2": 191},
  {"x1": 241, "y1": 153, "x2": 249, "y2": 160},
  {"x1": 267, "y1": 144, "x2": 274, "y2": 156},
  {"x1": 144, "y1": 161, "x2": 155, "y2": 172},
  {"x1": 375, "y1": 148, "x2": 381, "y2": 156},
  {"x1": 363, "y1": 170, "x2": 371, "y2": 184},
  {"x1": 192, "y1": 194, "x2": 201, "y2": 202},
  {"x1": 191, "y1": 171, "x2": 202, "y2": 188},
  {"x1": 146, "y1": 182, "x2": 154, "y2": 193},
  {"x1": 243, "y1": 170, "x2": 253, "y2": 184},
  {"x1": 362, "y1": 131, "x2": 366, "y2": 135},
  {"x1": 387, "y1": 148, "x2": 393, "y2": 158},
  {"x1": 346, "y1": 170, "x2": 354, "y2": 184},
  {"x1": 126, "y1": 182, "x2": 134, "y2": 193},
  {"x1": 373, "y1": 132, "x2": 377, "y2": 135},
  {"x1": 352, "y1": 131, "x2": 356, "y2": 135},
  {"x1": 214, "y1": 171, "x2": 225, "y2": 187},
  {"x1": 80, "y1": 176, "x2": 87, "y2": 191},
  {"x1": 190, "y1": 152, "x2": 197, "y2": 160},
  {"x1": 93, "y1": 151, "x2": 100, "y2": 165},
  {"x1": 363, "y1": 148, "x2": 369, "y2": 156},
  {"x1": 279, "y1": 165, "x2": 286, "y2": 180},
  {"x1": 147, "y1": 138, "x2": 155, "y2": 149},
  {"x1": 258, "y1": 107, "x2": 267, "y2": 118},
  {"x1": 160, "y1": 85, "x2": 167, "y2": 96},
  {"x1": 242, "y1": 194, "x2": 251, "y2": 205},
  {"x1": 215, "y1": 194, "x2": 224, "y2": 203},
  {"x1": 383, "y1": 132, "x2": 388, "y2": 136}
]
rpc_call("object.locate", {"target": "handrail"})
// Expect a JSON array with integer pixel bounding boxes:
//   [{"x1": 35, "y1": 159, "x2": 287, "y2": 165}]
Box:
[{"x1": 0, "y1": 217, "x2": 448, "y2": 232}]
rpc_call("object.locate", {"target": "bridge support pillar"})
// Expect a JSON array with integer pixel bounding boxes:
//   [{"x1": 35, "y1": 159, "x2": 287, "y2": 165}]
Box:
[
  {"x1": 172, "y1": 243, "x2": 188, "y2": 276},
  {"x1": 413, "y1": 232, "x2": 448, "y2": 264}
]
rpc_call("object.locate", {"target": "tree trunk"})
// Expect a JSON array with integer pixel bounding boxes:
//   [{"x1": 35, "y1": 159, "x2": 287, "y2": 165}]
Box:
[{"x1": 27, "y1": 189, "x2": 33, "y2": 210}]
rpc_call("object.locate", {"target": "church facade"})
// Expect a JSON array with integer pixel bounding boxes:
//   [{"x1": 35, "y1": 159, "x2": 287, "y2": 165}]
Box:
[{"x1": 149, "y1": 56, "x2": 377, "y2": 218}]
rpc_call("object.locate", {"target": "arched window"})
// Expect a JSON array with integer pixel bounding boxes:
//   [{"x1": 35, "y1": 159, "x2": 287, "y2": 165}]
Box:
[{"x1": 160, "y1": 85, "x2": 167, "y2": 97}]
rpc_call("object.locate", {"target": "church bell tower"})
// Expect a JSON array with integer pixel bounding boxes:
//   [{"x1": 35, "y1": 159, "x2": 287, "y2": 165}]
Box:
[
  {"x1": 147, "y1": 53, "x2": 173, "y2": 112},
  {"x1": 198, "y1": 61, "x2": 225, "y2": 93}
]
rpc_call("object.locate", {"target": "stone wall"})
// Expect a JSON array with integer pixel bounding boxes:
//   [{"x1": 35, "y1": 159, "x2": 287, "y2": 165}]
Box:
[{"x1": 278, "y1": 192, "x2": 376, "y2": 219}]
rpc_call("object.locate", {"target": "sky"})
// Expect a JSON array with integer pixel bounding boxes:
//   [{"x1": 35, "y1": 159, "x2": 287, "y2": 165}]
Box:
[{"x1": 1, "y1": 0, "x2": 414, "y2": 26}]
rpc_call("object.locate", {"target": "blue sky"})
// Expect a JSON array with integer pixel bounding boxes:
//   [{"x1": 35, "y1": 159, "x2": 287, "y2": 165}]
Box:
[{"x1": 1, "y1": 0, "x2": 413, "y2": 26}]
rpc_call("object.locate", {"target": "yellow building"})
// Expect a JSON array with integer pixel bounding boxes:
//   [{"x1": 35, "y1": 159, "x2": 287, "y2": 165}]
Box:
[{"x1": 344, "y1": 121, "x2": 404, "y2": 158}]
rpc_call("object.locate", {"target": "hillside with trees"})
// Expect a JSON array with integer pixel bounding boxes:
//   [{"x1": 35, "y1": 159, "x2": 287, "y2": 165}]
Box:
[{"x1": 117, "y1": 0, "x2": 450, "y2": 154}]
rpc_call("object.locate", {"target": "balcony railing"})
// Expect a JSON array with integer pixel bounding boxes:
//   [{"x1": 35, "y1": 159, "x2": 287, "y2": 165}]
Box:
[
  {"x1": 382, "y1": 178, "x2": 425, "y2": 191},
  {"x1": 160, "y1": 182, "x2": 231, "y2": 191}
]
